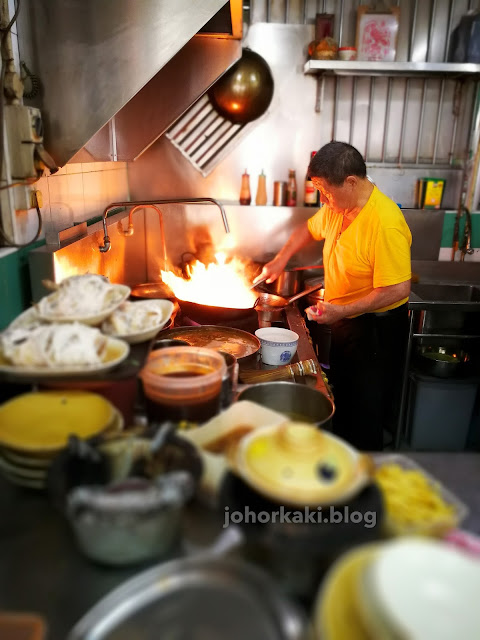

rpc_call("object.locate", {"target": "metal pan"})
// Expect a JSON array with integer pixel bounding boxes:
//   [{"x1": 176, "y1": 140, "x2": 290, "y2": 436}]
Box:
[
  {"x1": 67, "y1": 555, "x2": 305, "y2": 640},
  {"x1": 255, "y1": 283, "x2": 323, "y2": 310},
  {"x1": 157, "y1": 325, "x2": 260, "y2": 367}
]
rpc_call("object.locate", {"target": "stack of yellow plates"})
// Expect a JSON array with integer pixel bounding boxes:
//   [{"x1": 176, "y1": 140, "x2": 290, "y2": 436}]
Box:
[{"x1": 0, "y1": 390, "x2": 123, "y2": 489}]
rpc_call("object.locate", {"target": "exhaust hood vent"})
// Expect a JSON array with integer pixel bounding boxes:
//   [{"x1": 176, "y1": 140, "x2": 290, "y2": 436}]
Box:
[
  {"x1": 166, "y1": 94, "x2": 258, "y2": 177},
  {"x1": 19, "y1": 0, "x2": 242, "y2": 167}
]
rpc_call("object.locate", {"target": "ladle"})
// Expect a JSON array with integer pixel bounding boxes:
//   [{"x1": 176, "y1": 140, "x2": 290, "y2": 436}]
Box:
[{"x1": 254, "y1": 283, "x2": 323, "y2": 310}]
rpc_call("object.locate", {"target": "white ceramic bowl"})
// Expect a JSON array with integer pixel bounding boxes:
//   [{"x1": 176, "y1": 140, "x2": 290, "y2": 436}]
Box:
[
  {"x1": 37, "y1": 284, "x2": 131, "y2": 326},
  {"x1": 360, "y1": 537, "x2": 480, "y2": 640},
  {"x1": 254, "y1": 327, "x2": 299, "y2": 365},
  {"x1": 102, "y1": 299, "x2": 175, "y2": 344}
]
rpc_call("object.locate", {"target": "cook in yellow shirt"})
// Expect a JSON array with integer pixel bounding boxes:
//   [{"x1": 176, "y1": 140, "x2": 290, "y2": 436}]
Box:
[{"x1": 307, "y1": 185, "x2": 412, "y2": 314}]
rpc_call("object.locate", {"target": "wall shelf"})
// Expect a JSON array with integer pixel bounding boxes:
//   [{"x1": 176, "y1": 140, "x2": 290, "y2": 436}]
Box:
[{"x1": 304, "y1": 60, "x2": 480, "y2": 78}]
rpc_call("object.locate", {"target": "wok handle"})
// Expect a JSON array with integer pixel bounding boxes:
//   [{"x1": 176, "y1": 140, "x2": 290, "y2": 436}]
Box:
[
  {"x1": 289, "y1": 265, "x2": 324, "y2": 271},
  {"x1": 287, "y1": 283, "x2": 323, "y2": 304}
]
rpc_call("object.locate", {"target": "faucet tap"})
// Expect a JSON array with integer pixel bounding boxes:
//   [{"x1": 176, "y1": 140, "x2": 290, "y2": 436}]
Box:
[
  {"x1": 460, "y1": 207, "x2": 474, "y2": 262},
  {"x1": 99, "y1": 198, "x2": 230, "y2": 255}
]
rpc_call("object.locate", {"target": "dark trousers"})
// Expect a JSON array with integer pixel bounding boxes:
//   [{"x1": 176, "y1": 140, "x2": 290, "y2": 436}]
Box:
[{"x1": 327, "y1": 304, "x2": 409, "y2": 451}]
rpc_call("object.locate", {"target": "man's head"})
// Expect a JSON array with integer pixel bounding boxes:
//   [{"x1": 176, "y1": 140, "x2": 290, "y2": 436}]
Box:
[{"x1": 308, "y1": 142, "x2": 368, "y2": 212}]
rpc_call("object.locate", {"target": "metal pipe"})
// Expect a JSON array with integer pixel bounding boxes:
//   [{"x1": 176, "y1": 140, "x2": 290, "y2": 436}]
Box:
[
  {"x1": 449, "y1": 81, "x2": 463, "y2": 165},
  {"x1": 382, "y1": 78, "x2": 392, "y2": 162},
  {"x1": 427, "y1": 0, "x2": 437, "y2": 62},
  {"x1": 432, "y1": 78, "x2": 445, "y2": 164},
  {"x1": 349, "y1": 77, "x2": 357, "y2": 145},
  {"x1": 332, "y1": 76, "x2": 339, "y2": 140},
  {"x1": 285, "y1": 0, "x2": 289, "y2": 23},
  {"x1": 398, "y1": 78, "x2": 410, "y2": 164},
  {"x1": 394, "y1": 310, "x2": 417, "y2": 449},
  {"x1": 117, "y1": 204, "x2": 168, "y2": 269},
  {"x1": 365, "y1": 77, "x2": 375, "y2": 161},
  {"x1": 338, "y1": 0, "x2": 344, "y2": 47},
  {"x1": 444, "y1": 0, "x2": 454, "y2": 62},
  {"x1": 315, "y1": 75, "x2": 325, "y2": 113},
  {"x1": 416, "y1": 79, "x2": 427, "y2": 165},
  {"x1": 304, "y1": 0, "x2": 308, "y2": 25},
  {"x1": 266, "y1": 0, "x2": 270, "y2": 23},
  {"x1": 99, "y1": 198, "x2": 230, "y2": 253},
  {"x1": 408, "y1": 0, "x2": 418, "y2": 62}
]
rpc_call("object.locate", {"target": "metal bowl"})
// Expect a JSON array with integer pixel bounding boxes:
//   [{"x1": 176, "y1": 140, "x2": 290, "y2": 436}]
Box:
[{"x1": 416, "y1": 346, "x2": 470, "y2": 378}]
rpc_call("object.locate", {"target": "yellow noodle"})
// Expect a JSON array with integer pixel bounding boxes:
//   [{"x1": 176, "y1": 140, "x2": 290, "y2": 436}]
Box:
[{"x1": 375, "y1": 463, "x2": 456, "y2": 529}]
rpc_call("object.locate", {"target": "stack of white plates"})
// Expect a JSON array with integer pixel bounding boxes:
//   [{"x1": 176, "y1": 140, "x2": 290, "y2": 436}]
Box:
[
  {"x1": 0, "y1": 391, "x2": 123, "y2": 489},
  {"x1": 314, "y1": 537, "x2": 480, "y2": 640}
]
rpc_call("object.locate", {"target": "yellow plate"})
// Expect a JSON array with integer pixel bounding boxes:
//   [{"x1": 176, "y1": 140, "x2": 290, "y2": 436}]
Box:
[
  {"x1": 313, "y1": 544, "x2": 380, "y2": 640},
  {"x1": 0, "y1": 391, "x2": 116, "y2": 452}
]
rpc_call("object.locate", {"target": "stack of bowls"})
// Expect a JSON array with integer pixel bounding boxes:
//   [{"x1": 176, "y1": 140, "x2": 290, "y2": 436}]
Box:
[
  {"x1": 314, "y1": 537, "x2": 480, "y2": 640},
  {"x1": 0, "y1": 391, "x2": 122, "y2": 489}
]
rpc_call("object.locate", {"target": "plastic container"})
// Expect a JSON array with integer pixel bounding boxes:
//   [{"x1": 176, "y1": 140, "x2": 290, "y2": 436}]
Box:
[
  {"x1": 140, "y1": 347, "x2": 226, "y2": 423},
  {"x1": 373, "y1": 453, "x2": 469, "y2": 538},
  {"x1": 338, "y1": 46, "x2": 357, "y2": 60}
]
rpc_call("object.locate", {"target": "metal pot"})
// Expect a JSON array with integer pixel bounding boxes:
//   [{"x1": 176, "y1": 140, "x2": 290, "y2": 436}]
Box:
[
  {"x1": 268, "y1": 270, "x2": 303, "y2": 297},
  {"x1": 208, "y1": 49, "x2": 274, "y2": 124},
  {"x1": 237, "y1": 381, "x2": 335, "y2": 429},
  {"x1": 416, "y1": 346, "x2": 470, "y2": 378}
]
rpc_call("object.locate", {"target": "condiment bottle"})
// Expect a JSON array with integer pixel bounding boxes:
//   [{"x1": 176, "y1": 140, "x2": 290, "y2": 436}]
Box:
[
  {"x1": 239, "y1": 169, "x2": 252, "y2": 205},
  {"x1": 255, "y1": 170, "x2": 267, "y2": 205},
  {"x1": 304, "y1": 151, "x2": 319, "y2": 207},
  {"x1": 286, "y1": 169, "x2": 297, "y2": 206}
]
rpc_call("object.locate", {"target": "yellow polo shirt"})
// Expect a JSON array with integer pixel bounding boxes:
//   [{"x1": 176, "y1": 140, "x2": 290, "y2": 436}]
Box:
[{"x1": 307, "y1": 186, "x2": 411, "y2": 312}]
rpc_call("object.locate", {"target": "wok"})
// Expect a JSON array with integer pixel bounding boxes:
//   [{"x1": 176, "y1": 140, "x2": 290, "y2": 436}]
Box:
[
  {"x1": 130, "y1": 282, "x2": 175, "y2": 300},
  {"x1": 177, "y1": 283, "x2": 322, "y2": 324},
  {"x1": 208, "y1": 49, "x2": 274, "y2": 124},
  {"x1": 177, "y1": 298, "x2": 258, "y2": 324}
]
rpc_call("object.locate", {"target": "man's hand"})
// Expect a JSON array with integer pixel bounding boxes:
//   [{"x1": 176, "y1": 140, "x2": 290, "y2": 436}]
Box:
[
  {"x1": 253, "y1": 256, "x2": 289, "y2": 285},
  {"x1": 305, "y1": 302, "x2": 346, "y2": 324}
]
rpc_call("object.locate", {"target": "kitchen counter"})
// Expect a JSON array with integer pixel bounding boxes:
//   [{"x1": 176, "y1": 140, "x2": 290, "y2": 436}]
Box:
[{"x1": 0, "y1": 452, "x2": 479, "y2": 639}]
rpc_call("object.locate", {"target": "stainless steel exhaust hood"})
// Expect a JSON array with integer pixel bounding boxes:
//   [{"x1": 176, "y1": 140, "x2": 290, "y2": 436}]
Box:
[{"x1": 18, "y1": 0, "x2": 242, "y2": 167}]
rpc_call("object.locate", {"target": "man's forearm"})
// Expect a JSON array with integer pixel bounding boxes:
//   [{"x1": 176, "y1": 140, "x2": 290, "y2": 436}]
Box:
[
  {"x1": 337, "y1": 281, "x2": 411, "y2": 317},
  {"x1": 308, "y1": 280, "x2": 411, "y2": 324},
  {"x1": 276, "y1": 222, "x2": 313, "y2": 264}
]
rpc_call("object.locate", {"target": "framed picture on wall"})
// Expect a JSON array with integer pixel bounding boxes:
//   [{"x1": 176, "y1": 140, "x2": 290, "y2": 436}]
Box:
[{"x1": 356, "y1": 6, "x2": 400, "y2": 62}]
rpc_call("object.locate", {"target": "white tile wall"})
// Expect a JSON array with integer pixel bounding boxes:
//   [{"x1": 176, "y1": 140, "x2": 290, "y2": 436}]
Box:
[{"x1": 18, "y1": 162, "x2": 130, "y2": 245}]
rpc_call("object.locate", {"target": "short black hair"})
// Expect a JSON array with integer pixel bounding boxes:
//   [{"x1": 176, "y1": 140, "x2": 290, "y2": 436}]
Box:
[{"x1": 308, "y1": 141, "x2": 367, "y2": 185}]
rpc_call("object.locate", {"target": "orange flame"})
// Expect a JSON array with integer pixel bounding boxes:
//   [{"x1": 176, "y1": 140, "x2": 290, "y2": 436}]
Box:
[{"x1": 161, "y1": 252, "x2": 257, "y2": 309}]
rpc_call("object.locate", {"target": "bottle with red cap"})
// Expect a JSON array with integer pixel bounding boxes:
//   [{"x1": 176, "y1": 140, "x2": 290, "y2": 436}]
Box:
[{"x1": 304, "y1": 151, "x2": 319, "y2": 207}]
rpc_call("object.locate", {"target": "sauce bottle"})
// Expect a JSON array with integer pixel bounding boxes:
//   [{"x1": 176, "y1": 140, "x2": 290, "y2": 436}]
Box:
[
  {"x1": 255, "y1": 170, "x2": 267, "y2": 205},
  {"x1": 304, "y1": 151, "x2": 320, "y2": 207},
  {"x1": 286, "y1": 169, "x2": 297, "y2": 206},
  {"x1": 239, "y1": 169, "x2": 251, "y2": 205}
]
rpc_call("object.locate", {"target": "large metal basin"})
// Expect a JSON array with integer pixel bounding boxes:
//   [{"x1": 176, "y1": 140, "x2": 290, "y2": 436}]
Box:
[
  {"x1": 411, "y1": 283, "x2": 480, "y2": 303},
  {"x1": 410, "y1": 282, "x2": 480, "y2": 338}
]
